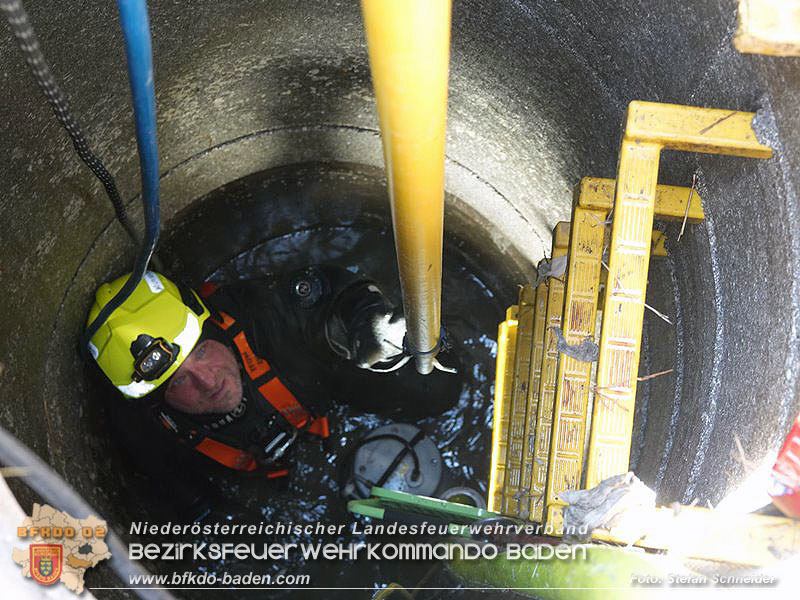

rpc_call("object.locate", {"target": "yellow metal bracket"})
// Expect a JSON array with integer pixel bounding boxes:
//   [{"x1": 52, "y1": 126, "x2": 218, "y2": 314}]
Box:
[
  {"x1": 651, "y1": 230, "x2": 667, "y2": 257},
  {"x1": 577, "y1": 176, "x2": 705, "y2": 223},
  {"x1": 623, "y1": 101, "x2": 772, "y2": 158},
  {"x1": 552, "y1": 221, "x2": 570, "y2": 249},
  {"x1": 585, "y1": 102, "x2": 772, "y2": 490},
  {"x1": 488, "y1": 305, "x2": 518, "y2": 512}
]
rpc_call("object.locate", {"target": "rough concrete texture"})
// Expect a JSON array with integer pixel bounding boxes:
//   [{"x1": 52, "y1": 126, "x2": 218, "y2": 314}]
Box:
[{"x1": 0, "y1": 0, "x2": 799, "y2": 587}]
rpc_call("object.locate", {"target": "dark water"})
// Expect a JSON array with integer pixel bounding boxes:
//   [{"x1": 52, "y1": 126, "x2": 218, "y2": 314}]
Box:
[{"x1": 103, "y1": 162, "x2": 528, "y2": 598}]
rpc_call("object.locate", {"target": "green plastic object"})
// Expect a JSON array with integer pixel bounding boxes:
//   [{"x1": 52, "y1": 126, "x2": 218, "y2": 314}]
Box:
[
  {"x1": 350, "y1": 488, "x2": 678, "y2": 598},
  {"x1": 348, "y1": 487, "x2": 499, "y2": 524},
  {"x1": 370, "y1": 487, "x2": 498, "y2": 523},
  {"x1": 347, "y1": 498, "x2": 386, "y2": 520},
  {"x1": 347, "y1": 487, "x2": 502, "y2": 538}
]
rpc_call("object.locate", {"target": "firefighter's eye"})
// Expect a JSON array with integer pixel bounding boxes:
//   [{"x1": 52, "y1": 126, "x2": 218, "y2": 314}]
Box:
[{"x1": 171, "y1": 374, "x2": 188, "y2": 388}]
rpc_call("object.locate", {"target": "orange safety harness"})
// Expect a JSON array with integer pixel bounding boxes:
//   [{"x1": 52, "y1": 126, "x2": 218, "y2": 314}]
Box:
[{"x1": 156, "y1": 282, "x2": 330, "y2": 476}]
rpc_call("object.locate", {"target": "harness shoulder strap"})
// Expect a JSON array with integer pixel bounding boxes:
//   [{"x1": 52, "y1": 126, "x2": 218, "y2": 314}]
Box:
[
  {"x1": 210, "y1": 309, "x2": 330, "y2": 438},
  {"x1": 156, "y1": 408, "x2": 287, "y2": 477},
  {"x1": 154, "y1": 284, "x2": 329, "y2": 474}
]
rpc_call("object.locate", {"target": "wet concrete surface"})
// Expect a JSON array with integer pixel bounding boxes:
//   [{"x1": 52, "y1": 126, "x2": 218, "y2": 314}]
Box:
[{"x1": 2, "y1": 0, "x2": 800, "y2": 594}]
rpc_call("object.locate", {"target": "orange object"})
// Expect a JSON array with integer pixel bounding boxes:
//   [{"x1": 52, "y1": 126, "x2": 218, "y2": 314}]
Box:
[
  {"x1": 195, "y1": 437, "x2": 258, "y2": 471},
  {"x1": 770, "y1": 413, "x2": 800, "y2": 518}
]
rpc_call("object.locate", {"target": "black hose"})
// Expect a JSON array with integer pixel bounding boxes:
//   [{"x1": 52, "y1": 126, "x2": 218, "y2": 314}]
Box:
[
  {"x1": 0, "y1": 0, "x2": 139, "y2": 244},
  {"x1": 81, "y1": 204, "x2": 158, "y2": 357},
  {"x1": 0, "y1": 425, "x2": 175, "y2": 600}
]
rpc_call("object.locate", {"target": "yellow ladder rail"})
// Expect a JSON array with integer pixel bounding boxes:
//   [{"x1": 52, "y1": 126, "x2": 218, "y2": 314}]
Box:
[
  {"x1": 517, "y1": 281, "x2": 548, "y2": 519},
  {"x1": 544, "y1": 207, "x2": 606, "y2": 528},
  {"x1": 585, "y1": 101, "x2": 772, "y2": 489},
  {"x1": 502, "y1": 286, "x2": 537, "y2": 515},
  {"x1": 540, "y1": 211, "x2": 669, "y2": 524},
  {"x1": 528, "y1": 222, "x2": 570, "y2": 522},
  {"x1": 534, "y1": 199, "x2": 680, "y2": 525},
  {"x1": 487, "y1": 305, "x2": 519, "y2": 512}
]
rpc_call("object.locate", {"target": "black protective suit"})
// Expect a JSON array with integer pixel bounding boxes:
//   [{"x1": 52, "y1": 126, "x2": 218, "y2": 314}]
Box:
[{"x1": 153, "y1": 264, "x2": 397, "y2": 474}]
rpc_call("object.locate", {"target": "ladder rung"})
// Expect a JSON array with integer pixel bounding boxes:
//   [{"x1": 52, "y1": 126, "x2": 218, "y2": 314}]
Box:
[{"x1": 577, "y1": 176, "x2": 705, "y2": 223}]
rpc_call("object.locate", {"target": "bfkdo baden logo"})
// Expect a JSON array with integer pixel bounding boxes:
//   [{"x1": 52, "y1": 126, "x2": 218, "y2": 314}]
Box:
[
  {"x1": 30, "y1": 544, "x2": 63, "y2": 585},
  {"x1": 13, "y1": 503, "x2": 111, "y2": 594}
]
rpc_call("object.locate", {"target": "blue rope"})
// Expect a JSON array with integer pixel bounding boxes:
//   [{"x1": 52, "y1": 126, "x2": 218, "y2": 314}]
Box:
[
  {"x1": 117, "y1": 0, "x2": 160, "y2": 234},
  {"x1": 83, "y1": 0, "x2": 161, "y2": 355}
]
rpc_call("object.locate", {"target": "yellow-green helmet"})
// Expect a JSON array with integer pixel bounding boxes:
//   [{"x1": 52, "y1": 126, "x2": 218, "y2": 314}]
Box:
[{"x1": 86, "y1": 271, "x2": 210, "y2": 398}]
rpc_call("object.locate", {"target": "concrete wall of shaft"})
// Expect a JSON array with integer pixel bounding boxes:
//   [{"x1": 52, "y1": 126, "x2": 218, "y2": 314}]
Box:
[
  {"x1": 362, "y1": 0, "x2": 451, "y2": 374},
  {"x1": 1, "y1": 3, "x2": 800, "y2": 587}
]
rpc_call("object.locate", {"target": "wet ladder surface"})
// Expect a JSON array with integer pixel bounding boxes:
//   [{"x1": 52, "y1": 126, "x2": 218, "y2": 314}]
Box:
[{"x1": 489, "y1": 101, "x2": 773, "y2": 535}]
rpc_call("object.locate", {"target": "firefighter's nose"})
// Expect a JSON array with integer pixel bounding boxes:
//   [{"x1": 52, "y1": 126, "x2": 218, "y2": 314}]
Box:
[{"x1": 192, "y1": 365, "x2": 217, "y2": 391}]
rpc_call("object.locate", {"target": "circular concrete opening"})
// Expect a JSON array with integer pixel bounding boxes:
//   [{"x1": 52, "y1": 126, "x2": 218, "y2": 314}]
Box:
[{"x1": 2, "y1": 0, "x2": 799, "y2": 593}]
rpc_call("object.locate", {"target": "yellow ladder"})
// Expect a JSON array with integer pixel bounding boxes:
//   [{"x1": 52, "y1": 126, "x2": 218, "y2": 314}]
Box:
[
  {"x1": 502, "y1": 284, "x2": 536, "y2": 515},
  {"x1": 489, "y1": 101, "x2": 772, "y2": 527},
  {"x1": 585, "y1": 102, "x2": 771, "y2": 490},
  {"x1": 543, "y1": 206, "x2": 605, "y2": 527},
  {"x1": 488, "y1": 305, "x2": 518, "y2": 512},
  {"x1": 491, "y1": 182, "x2": 701, "y2": 520},
  {"x1": 528, "y1": 223, "x2": 569, "y2": 521},
  {"x1": 485, "y1": 100, "x2": 788, "y2": 567},
  {"x1": 544, "y1": 176, "x2": 707, "y2": 527}
]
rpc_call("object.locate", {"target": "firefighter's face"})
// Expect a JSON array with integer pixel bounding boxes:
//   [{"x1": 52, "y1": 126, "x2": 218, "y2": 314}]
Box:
[{"x1": 164, "y1": 340, "x2": 242, "y2": 414}]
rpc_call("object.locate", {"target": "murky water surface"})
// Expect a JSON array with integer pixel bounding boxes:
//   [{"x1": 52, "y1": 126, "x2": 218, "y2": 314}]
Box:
[{"x1": 113, "y1": 163, "x2": 525, "y2": 598}]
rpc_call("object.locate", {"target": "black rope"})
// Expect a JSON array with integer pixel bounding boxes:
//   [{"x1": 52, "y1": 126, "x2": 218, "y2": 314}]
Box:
[
  {"x1": 402, "y1": 326, "x2": 449, "y2": 360},
  {"x1": 1, "y1": 0, "x2": 138, "y2": 243},
  {"x1": 373, "y1": 430, "x2": 425, "y2": 488}
]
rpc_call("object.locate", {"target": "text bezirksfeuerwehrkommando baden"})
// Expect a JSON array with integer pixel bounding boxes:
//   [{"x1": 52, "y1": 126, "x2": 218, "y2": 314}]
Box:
[
  {"x1": 129, "y1": 541, "x2": 586, "y2": 562},
  {"x1": 128, "y1": 520, "x2": 588, "y2": 562}
]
